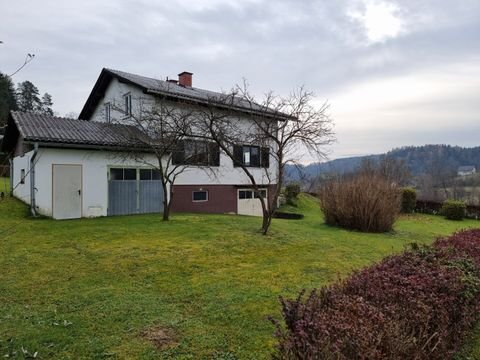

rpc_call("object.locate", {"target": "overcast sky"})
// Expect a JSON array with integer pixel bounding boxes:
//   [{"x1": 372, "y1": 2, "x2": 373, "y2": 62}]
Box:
[{"x1": 1, "y1": 0, "x2": 479, "y2": 160}]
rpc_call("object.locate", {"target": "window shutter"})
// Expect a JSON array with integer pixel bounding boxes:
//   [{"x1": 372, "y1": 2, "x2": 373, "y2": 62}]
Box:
[
  {"x1": 209, "y1": 142, "x2": 220, "y2": 166},
  {"x1": 233, "y1": 145, "x2": 243, "y2": 167},
  {"x1": 172, "y1": 140, "x2": 185, "y2": 165},
  {"x1": 261, "y1": 147, "x2": 270, "y2": 168}
]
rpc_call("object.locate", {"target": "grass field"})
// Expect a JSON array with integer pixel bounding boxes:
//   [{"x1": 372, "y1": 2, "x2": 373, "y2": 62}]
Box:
[{"x1": 1, "y1": 193, "x2": 480, "y2": 359}]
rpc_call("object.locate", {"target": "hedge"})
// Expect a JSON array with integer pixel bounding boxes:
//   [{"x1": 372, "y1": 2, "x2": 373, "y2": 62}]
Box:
[
  {"x1": 272, "y1": 229, "x2": 480, "y2": 359},
  {"x1": 416, "y1": 200, "x2": 480, "y2": 219},
  {"x1": 272, "y1": 211, "x2": 304, "y2": 220},
  {"x1": 441, "y1": 199, "x2": 467, "y2": 220},
  {"x1": 401, "y1": 187, "x2": 417, "y2": 213}
]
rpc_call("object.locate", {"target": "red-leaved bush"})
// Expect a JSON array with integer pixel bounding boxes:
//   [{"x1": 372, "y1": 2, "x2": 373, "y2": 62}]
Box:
[{"x1": 272, "y1": 229, "x2": 480, "y2": 360}]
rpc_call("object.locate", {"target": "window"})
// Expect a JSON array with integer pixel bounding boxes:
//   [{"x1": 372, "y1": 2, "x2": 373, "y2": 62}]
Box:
[
  {"x1": 254, "y1": 189, "x2": 267, "y2": 199},
  {"x1": 172, "y1": 140, "x2": 220, "y2": 166},
  {"x1": 20, "y1": 169, "x2": 25, "y2": 184},
  {"x1": 192, "y1": 190, "x2": 208, "y2": 202},
  {"x1": 140, "y1": 169, "x2": 161, "y2": 180},
  {"x1": 233, "y1": 145, "x2": 269, "y2": 168},
  {"x1": 241, "y1": 146, "x2": 259, "y2": 166},
  {"x1": 104, "y1": 103, "x2": 111, "y2": 123},
  {"x1": 185, "y1": 140, "x2": 208, "y2": 165},
  {"x1": 123, "y1": 93, "x2": 132, "y2": 116},
  {"x1": 239, "y1": 190, "x2": 253, "y2": 199},
  {"x1": 110, "y1": 168, "x2": 137, "y2": 180},
  {"x1": 239, "y1": 189, "x2": 267, "y2": 199}
]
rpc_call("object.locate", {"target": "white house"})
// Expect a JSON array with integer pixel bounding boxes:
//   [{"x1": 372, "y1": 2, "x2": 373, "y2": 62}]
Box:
[
  {"x1": 457, "y1": 166, "x2": 476, "y2": 177},
  {"x1": 2, "y1": 69, "x2": 280, "y2": 219}
]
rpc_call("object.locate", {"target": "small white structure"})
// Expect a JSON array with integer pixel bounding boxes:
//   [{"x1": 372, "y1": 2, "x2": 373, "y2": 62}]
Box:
[
  {"x1": 458, "y1": 165, "x2": 476, "y2": 177},
  {"x1": 2, "y1": 69, "x2": 282, "y2": 219}
]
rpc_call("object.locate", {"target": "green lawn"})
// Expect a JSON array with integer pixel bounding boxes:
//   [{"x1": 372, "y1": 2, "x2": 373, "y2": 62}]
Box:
[{"x1": 1, "y1": 194, "x2": 479, "y2": 359}]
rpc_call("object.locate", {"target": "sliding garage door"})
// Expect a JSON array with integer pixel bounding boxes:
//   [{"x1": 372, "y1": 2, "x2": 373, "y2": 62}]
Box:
[{"x1": 108, "y1": 168, "x2": 163, "y2": 216}]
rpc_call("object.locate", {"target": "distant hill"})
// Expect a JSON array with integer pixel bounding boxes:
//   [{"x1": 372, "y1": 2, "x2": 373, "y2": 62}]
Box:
[{"x1": 286, "y1": 145, "x2": 480, "y2": 182}]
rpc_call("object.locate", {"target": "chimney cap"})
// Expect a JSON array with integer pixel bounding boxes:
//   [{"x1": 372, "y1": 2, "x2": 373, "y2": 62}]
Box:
[{"x1": 178, "y1": 71, "x2": 193, "y2": 76}]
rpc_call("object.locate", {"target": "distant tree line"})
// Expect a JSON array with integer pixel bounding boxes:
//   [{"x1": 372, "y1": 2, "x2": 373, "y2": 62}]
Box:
[{"x1": 0, "y1": 72, "x2": 54, "y2": 127}]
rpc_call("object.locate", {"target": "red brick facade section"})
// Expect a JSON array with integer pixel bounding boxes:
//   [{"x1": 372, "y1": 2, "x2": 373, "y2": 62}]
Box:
[
  {"x1": 171, "y1": 185, "x2": 237, "y2": 214},
  {"x1": 171, "y1": 184, "x2": 278, "y2": 214}
]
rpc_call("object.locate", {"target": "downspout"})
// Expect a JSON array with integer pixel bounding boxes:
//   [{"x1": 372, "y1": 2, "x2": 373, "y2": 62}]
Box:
[
  {"x1": 9, "y1": 158, "x2": 13, "y2": 196},
  {"x1": 30, "y1": 143, "x2": 39, "y2": 216}
]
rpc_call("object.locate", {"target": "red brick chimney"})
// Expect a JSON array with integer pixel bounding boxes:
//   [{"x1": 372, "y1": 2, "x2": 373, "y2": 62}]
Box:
[{"x1": 178, "y1": 71, "x2": 193, "y2": 87}]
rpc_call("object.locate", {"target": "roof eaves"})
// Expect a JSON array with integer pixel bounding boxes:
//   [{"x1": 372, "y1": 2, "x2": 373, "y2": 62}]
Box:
[
  {"x1": 10, "y1": 112, "x2": 27, "y2": 138},
  {"x1": 145, "y1": 88, "x2": 293, "y2": 121},
  {"x1": 23, "y1": 139, "x2": 152, "y2": 153}
]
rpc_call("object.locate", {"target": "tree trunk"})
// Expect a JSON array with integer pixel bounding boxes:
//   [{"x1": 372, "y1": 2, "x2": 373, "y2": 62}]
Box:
[
  {"x1": 261, "y1": 209, "x2": 272, "y2": 235},
  {"x1": 162, "y1": 181, "x2": 170, "y2": 221}
]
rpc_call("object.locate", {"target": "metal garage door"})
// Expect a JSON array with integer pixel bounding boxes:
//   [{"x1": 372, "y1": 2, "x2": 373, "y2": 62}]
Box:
[{"x1": 108, "y1": 168, "x2": 163, "y2": 216}]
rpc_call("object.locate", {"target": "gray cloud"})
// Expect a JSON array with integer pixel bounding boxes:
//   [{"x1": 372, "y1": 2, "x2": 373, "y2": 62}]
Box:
[{"x1": 1, "y1": 0, "x2": 479, "y2": 160}]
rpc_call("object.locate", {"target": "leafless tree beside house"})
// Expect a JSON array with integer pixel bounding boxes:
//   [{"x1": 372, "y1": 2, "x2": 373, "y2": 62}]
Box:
[
  {"x1": 109, "y1": 95, "x2": 218, "y2": 221},
  {"x1": 195, "y1": 83, "x2": 334, "y2": 234}
]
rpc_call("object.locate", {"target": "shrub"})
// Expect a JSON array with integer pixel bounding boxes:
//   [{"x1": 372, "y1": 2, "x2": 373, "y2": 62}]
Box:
[
  {"x1": 401, "y1": 187, "x2": 417, "y2": 213},
  {"x1": 285, "y1": 183, "x2": 301, "y2": 206},
  {"x1": 272, "y1": 230, "x2": 480, "y2": 360},
  {"x1": 318, "y1": 174, "x2": 401, "y2": 232},
  {"x1": 441, "y1": 199, "x2": 466, "y2": 220},
  {"x1": 272, "y1": 211, "x2": 304, "y2": 220}
]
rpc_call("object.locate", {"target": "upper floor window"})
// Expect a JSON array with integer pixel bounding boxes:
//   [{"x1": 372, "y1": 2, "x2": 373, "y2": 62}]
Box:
[
  {"x1": 123, "y1": 93, "x2": 132, "y2": 116},
  {"x1": 172, "y1": 140, "x2": 220, "y2": 167},
  {"x1": 233, "y1": 145, "x2": 269, "y2": 168},
  {"x1": 104, "y1": 103, "x2": 111, "y2": 123}
]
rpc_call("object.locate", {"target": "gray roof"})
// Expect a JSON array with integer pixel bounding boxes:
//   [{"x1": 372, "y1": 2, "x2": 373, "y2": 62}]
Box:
[
  {"x1": 107, "y1": 68, "x2": 275, "y2": 113},
  {"x1": 79, "y1": 68, "x2": 290, "y2": 120},
  {"x1": 8, "y1": 111, "x2": 143, "y2": 149}
]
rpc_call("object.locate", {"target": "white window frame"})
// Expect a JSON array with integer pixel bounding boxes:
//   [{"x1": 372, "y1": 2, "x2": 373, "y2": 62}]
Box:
[
  {"x1": 238, "y1": 188, "x2": 267, "y2": 200},
  {"x1": 192, "y1": 190, "x2": 208, "y2": 202},
  {"x1": 104, "y1": 102, "x2": 111, "y2": 123},
  {"x1": 123, "y1": 93, "x2": 132, "y2": 116}
]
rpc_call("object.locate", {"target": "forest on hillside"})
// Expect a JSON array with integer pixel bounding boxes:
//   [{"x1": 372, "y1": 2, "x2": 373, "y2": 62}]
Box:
[{"x1": 287, "y1": 144, "x2": 480, "y2": 205}]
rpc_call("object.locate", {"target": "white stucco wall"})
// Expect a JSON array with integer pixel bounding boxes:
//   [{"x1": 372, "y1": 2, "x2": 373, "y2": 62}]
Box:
[
  {"x1": 87, "y1": 79, "x2": 279, "y2": 186},
  {"x1": 16, "y1": 147, "x2": 164, "y2": 218},
  {"x1": 12, "y1": 150, "x2": 33, "y2": 205},
  {"x1": 89, "y1": 78, "x2": 149, "y2": 123}
]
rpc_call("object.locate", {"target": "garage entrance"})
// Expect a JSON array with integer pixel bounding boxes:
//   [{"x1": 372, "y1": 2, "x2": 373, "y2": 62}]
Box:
[
  {"x1": 108, "y1": 167, "x2": 163, "y2": 216},
  {"x1": 237, "y1": 188, "x2": 267, "y2": 216}
]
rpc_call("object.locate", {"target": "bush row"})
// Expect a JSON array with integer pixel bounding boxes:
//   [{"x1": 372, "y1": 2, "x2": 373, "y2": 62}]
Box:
[
  {"x1": 273, "y1": 229, "x2": 480, "y2": 359},
  {"x1": 416, "y1": 200, "x2": 480, "y2": 219}
]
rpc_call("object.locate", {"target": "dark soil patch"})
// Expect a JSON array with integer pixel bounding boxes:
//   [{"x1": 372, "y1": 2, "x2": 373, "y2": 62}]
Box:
[{"x1": 141, "y1": 325, "x2": 179, "y2": 350}]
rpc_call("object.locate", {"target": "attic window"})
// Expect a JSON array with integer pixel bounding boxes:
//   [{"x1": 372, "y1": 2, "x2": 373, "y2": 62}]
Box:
[
  {"x1": 104, "y1": 103, "x2": 111, "y2": 123},
  {"x1": 123, "y1": 93, "x2": 132, "y2": 116}
]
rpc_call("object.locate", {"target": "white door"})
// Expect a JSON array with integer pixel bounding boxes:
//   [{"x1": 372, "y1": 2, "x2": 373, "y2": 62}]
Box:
[
  {"x1": 52, "y1": 164, "x2": 82, "y2": 219},
  {"x1": 237, "y1": 189, "x2": 267, "y2": 216}
]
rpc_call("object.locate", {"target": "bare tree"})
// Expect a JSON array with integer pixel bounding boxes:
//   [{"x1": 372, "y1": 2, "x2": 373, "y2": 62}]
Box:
[
  {"x1": 195, "y1": 83, "x2": 334, "y2": 234},
  {"x1": 110, "y1": 96, "x2": 215, "y2": 220},
  {"x1": 357, "y1": 156, "x2": 411, "y2": 186}
]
